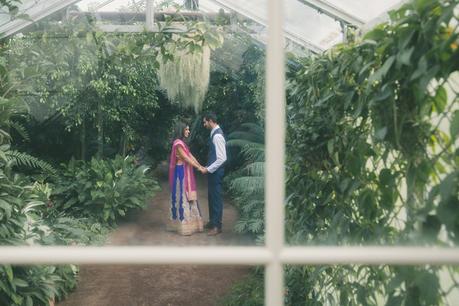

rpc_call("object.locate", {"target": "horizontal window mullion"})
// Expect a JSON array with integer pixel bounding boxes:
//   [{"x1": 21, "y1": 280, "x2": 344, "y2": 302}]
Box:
[
  {"x1": 0, "y1": 246, "x2": 272, "y2": 265},
  {"x1": 1, "y1": 246, "x2": 459, "y2": 265},
  {"x1": 281, "y1": 246, "x2": 459, "y2": 265}
]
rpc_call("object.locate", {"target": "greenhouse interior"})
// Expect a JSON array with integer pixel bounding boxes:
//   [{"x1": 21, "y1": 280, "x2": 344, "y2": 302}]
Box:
[{"x1": 0, "y1": 0, "x2": 458, "y2": 305}]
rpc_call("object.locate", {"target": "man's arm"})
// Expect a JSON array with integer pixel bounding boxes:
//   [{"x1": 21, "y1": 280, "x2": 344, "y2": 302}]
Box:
[{"x1": 206, "y1": 134, "x2": 227, "y2": 173}]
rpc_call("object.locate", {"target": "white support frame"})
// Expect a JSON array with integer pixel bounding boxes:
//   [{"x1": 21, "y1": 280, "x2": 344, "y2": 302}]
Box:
[
  {"x1": 145, "y1": 0, "x2": 155, "y2": 31},
  {"x1": 1, "y1": 1, "x2": 459, "y2": 306},
  {"x1": 1, "y1": 247, "x2": 459, "y2": 266},
  {"x1": 297, "y1": 0, "x2": 365, "y2": 26}
]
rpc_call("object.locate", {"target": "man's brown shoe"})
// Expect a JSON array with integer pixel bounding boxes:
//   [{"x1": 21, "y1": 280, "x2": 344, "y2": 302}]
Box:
[
  {"x1": 204, "y1": 222, "x2": 213, "y2": 229},
  {"x1": 207, "y1": 227, "x2": 222, "y2": 236}
]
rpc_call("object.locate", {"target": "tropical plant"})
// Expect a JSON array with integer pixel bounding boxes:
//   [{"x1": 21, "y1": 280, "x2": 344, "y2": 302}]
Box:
[
  {"x1": 0, "y1": 146, "x2": 107, "y2": 305},
  {"x1": 52, "y1": 155, "x2": 160, "y2": 224},
  {"x1": 226, "y1": 123, "x2": 265, "y2": 240}
]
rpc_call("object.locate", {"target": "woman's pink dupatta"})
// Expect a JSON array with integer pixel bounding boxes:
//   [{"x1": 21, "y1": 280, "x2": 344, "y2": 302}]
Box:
[{"x1": 169, "y1": 139, "x2": 198, "y2": 201}]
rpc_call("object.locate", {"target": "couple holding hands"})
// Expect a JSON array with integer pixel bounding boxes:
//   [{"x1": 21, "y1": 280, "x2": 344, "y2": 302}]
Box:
[{"x1": 168, "y1": 112, "x2": 226, "y2": 236}]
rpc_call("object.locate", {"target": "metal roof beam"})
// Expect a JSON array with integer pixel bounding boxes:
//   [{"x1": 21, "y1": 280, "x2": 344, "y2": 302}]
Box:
[{"x1": 297, "y1": 0, "x2": 364, "y2": 27}]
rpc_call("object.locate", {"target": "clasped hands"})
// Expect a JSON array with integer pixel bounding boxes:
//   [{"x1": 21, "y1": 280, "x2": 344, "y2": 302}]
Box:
[{"x1": 197, "y1": 165, "x2": 208, "y2": 174}]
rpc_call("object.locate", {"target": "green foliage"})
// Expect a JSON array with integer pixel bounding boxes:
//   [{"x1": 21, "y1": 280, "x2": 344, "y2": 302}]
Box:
[
  {"x1": 4, "y1": 148, "x2": 57, "y2": 176},
  {"x1": 190, "y1": 42, "x2": 266, "y2": 164},
  {"x1": 0, "y1": 146, "x2": 106, "y2": 305},
  {"x1": 52, "y1": 155, "x2": 160, "y2": 224},
  {"x1": 286, "y1": 0, "x2": 458, "y2": 246},
  {"x1": 226, "y1": 123, "x2": 265, "y2": 240},
  {"x1": 0, "y1": 264, "x2": 79, "y2": 306},
  {"x1": 0, "y1": 146, "x2": 138, "y2": 306},
  {"x1": 0, "y1": 0, "x2": 22, "y2": 17},
  {"x1": 283, "y1": 0, "x2": 458, "y2": 302},
  {"x1": 158, "y1": 22, "x2": 224, "y2": 113},
  {"x1": 0, "y1": 97, "x2": 28, "y2": 145},
  {"x1": 225, "y1": 0, "x2": 459, "y2": 304},
  {"x1": 220, "y1": 268, "x2": 264, "y2": 306},
  {"x1": 6, "y1": 12, "x2": 226, "y2": 161}
]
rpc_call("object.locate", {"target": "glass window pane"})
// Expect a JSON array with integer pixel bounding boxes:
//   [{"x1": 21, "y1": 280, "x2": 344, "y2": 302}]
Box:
[
  {"x1": 0, "y1": 264, "x2": 256, "y2": 305},
  {"x1": 324, "y1": 0, "x2": 405, "y2": 23},
  {"x1": 205, "y1": 0, "x2": 343, "y2": 51},
  {"x1": 284, "y1": 0, "x2": 459, "y2": 246},
  {"x1": 284, "y1": 264, "x2": 459, "y2": 305},
  {"x1": 1, "y1": 0, "x2": 265, "y2": 247}
]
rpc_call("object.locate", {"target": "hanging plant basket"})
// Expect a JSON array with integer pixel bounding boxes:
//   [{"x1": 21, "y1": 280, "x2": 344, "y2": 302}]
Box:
[{"x1": 158, "y1": 35, "x2": 211, "y2": 113}]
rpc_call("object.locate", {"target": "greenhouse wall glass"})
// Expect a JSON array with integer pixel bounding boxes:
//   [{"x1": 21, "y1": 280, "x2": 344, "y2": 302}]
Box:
[{"x1": 0, "y1": 0, "x2": 458, "y2": 305}]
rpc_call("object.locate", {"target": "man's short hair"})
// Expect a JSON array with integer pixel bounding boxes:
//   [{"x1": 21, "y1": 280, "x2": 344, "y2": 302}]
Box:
[{"x1": 203, "y1": 112, "x2": 218, "y2": 123}]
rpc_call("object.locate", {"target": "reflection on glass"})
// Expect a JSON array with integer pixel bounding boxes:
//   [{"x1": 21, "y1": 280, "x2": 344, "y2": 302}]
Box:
[{"x1": 0, "y1": 0, "x2": 265, "y2": 248}]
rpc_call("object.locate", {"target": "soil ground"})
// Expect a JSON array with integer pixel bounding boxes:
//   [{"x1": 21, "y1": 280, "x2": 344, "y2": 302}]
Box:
[{"x1": 58, "y1": 166, "x2": 254, "y2": 306}]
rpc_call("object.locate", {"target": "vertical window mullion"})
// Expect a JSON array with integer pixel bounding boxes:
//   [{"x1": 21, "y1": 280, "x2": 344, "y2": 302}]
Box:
[{"x1": 265, "y1": 0, "x2": 286, "y2": 305}]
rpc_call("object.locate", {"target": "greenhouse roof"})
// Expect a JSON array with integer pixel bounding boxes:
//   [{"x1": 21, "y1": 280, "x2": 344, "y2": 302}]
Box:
[{"x1": 0, "y1": 0, "x2": 406, "y2": 53}]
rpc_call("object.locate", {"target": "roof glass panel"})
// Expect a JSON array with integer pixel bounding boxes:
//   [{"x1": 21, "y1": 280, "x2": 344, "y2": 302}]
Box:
[
  {"x1": 208, "y1": 0, "x2": 342, "y2": 52},
  {"x1": 324, "y1": 0, "x2": 404, "y2": 23},
  {"x1": 0, "y1": 0, "x2": 406, "y2": 52}
]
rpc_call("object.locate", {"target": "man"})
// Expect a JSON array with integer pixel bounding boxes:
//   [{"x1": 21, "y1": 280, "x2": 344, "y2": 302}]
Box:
[{"x1": 200, "y1": 112, "x2": 227, "y2": 236}]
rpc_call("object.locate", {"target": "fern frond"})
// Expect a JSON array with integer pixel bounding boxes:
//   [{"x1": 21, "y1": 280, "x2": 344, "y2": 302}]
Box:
[
  {"x1": 239, "y1": 123, "x2": 264, "y2": 135},
  {"x1": 6, "y1": 150, "x2": 57, "y2": 176},
  {"x1": 9, "y1": 121, "x2": 30, "y2": 142},
  {"x1": 228, "y1": 131, "x2": 264, "y2": 143},
  {"x1": 227, "y1": 140, "x2": 264, "y2": 161},
  {"x1": 240, "y1": 199, "x2": 264, "y2": 213},
  {"x1": 227, "y1": 139, "x2": 260, "y2": 148},
  {"x1": 244, "y1": 161, "x2": 265, "y2": 176},
  {"x1": 241, "y1": 144, "x2": 265, "y2": 162},
  {"x1": 230, "y1": 176, "x2": 264, "y2": 195},
  {"x1": 0, "y1": 128, "x2": 10, "y2": 145}
]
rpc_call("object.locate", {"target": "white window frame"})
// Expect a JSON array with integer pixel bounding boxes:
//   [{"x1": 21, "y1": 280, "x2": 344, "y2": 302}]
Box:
[{"x1": 1, "y1": 1, "x2": 459, "y2": 306}]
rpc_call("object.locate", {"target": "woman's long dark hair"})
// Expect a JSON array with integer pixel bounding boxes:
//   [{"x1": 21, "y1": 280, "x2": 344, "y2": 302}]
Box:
[{"x1": 172, "y1": 121, "x2": 188, "y2": 143}]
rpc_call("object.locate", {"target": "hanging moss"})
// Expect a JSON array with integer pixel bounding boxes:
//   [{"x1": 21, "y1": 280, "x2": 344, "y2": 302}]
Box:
[{"x1": 158, "y1": 36, "x2": 210, "y2": 113}]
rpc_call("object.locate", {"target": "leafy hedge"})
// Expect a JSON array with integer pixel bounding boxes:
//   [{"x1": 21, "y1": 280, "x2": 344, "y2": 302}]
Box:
[{"x1": 225, "y1": 0, "x2": 459, "y2": 305}]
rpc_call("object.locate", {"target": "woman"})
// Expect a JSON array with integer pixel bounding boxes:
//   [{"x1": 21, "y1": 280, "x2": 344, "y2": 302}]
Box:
[{"x1": 168, "y1": 122, "x2": 204, "y2": 235}]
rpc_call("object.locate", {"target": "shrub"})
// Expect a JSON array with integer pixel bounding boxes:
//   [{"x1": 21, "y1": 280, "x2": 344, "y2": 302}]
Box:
[
  {"x1": 0, "y1": 147, "x2": 107, "y2": 305},
  {"x1": 52, "y1": 155, "x2": 160, "y2": 224}
]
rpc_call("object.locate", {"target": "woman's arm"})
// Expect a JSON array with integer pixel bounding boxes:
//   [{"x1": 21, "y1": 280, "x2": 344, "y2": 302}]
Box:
[
  {"x1": 177, "y1": 147, "x2": 202, "y2": 169},
  {"x1": 189, "y1": 154, "x2": 201, "y2": 166}
]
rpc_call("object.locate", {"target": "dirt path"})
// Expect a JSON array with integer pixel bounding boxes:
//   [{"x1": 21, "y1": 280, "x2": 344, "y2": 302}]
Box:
[{"x1": 58, "y1": 169, "x2": 254, "y2": 306}]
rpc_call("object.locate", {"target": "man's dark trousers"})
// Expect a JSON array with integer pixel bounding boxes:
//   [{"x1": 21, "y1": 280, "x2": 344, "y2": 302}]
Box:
[{"x1": 208, "y1": 167, "x2": 224, "y2": 230}]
